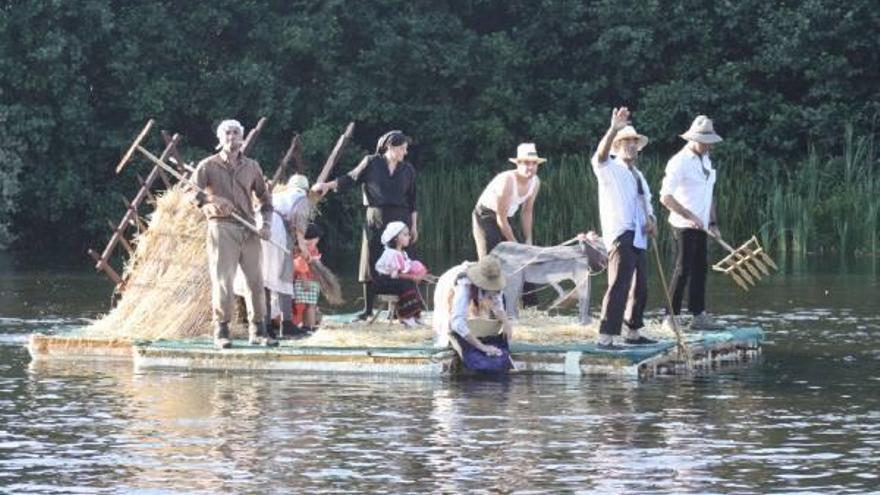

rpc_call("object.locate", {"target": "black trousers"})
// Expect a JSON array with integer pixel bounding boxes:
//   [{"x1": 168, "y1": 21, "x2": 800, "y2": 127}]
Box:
[
  {"x1": 599, "y1": 231, "x2": 648, "y2": 336},
  {"x1": 472, "y1": 205, "x2": 505, "y2": 259},
  {"x1": 471, "y1": 204, "x2": 538, "y2": 307},
  {"x1": 667, "y1": 228, "x2": 708, "y2": 315}
]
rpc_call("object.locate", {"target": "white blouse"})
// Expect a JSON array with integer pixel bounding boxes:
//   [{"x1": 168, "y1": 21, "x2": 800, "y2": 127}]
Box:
[
  {"x1": 449, "y1": 277, "x2": 505, "y2": 338},
  {"x1": 375, "y1": 247, "x2": 412, "y2": 278}
]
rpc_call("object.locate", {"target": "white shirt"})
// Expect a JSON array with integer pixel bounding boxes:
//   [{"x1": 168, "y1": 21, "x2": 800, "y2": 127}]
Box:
[
  {"x1": 449, "y1": 277, "x2": 505, "y2": 338},
  {"x1": 476, "y1": 171, "x2": 538, "y2": 217},
  {"x1": 234, "y1": 188, "x2": 307, "y2": 298},
  {"x1": 591, "y1": 155, "x2": 654, "y2": 251},
  {"x1": 375, "y1": 247, "x2": 412, "y2": 278},
  {"x1": 660, "y1": 146, "x2": 716, "y2": 229}
]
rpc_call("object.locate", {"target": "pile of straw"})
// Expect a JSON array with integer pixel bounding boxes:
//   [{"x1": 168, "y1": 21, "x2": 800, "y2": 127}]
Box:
[
  {"x1": 305, "y1": 309, "x2": 676, "y2": 348},
  {"x1": 302, "y1": 320, "x2": 435, "y2": 347},
  {"x1": 83, "y1": 186, "x2": 215, "y2": 340}
]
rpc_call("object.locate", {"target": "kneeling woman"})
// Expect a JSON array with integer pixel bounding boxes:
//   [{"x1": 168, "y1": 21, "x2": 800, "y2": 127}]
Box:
[
  {"x1": 374, "y1": 222, "x2": 427, "y2": 327},
  {"x1": 433, "y1": 257, "x2": 513, "y2": 369}
]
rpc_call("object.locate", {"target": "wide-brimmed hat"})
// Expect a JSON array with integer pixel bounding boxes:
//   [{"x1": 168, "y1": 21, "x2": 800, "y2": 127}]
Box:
[
  {"x1": 380, "y1": 221, "x2": 408, "y2": 245},
  {"x1": 287, "y1": 174, "x2": 309, "y2": 192},
  {"x1": 612, "y1": 125, "x2": 649, "y2": 151},
  {"x1": 508, "y1": 143, "x2": 547, "y2": 165},
  {"x1": 466, "y1": 256, "x2": 506, "y2": 291},
  {"x1": 680, "y1": 115, "x2": 723, "y2": 144}
]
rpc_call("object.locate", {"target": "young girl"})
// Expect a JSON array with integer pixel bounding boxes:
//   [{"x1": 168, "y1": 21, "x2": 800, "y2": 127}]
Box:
[
  {"x1": 292, "y1": 223, "x2": 323, "y2": 334},
  {"x1": 374, "y1": 221, "x2": 428, "y2": 327}
]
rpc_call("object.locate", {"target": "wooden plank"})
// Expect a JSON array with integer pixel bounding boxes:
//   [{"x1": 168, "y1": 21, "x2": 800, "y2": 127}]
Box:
[
  {"x1": 94, "y1": 133, "x2": 183, "y2": 270},
  {"x1": 87, "y1": 248, "x2": 123, "y2": 285}
]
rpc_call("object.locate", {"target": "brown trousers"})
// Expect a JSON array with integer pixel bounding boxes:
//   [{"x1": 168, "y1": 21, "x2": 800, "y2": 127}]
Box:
[{"x1": 207, "y1": 221, "x2": 265, "y2": 324}]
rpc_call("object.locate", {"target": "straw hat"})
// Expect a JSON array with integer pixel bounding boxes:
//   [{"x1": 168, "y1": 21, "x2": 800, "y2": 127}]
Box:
[
  {"x1": 465, "y1": 257, "x2": 506, "y2": 291},
  {"x1": 287, "y1": 174, "x2": 309, "y2": 192},
  {"x1": 467, "y1": 318, "x2": 503, "y2": 338},
  {"x1": 680, "y1": 115, "x2": 723, "y2": 144},
  {"x1": 508, "y1": 143, "x2": 547, "y2": 165},
  {"x1": 380, "y1": 221, "x2": 408, "y2": 245},
  {"x1": 612, "y1": 125, "x2": 649, "y2": 151}
]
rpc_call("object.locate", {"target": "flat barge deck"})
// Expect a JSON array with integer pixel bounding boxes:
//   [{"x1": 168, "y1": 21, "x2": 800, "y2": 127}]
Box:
[{"x1": 28, "y1": 327, "x2": 762, "y2": 379}]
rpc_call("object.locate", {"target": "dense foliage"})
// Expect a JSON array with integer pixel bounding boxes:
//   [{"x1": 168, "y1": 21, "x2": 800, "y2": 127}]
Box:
[{"x1": 1, "y1": 0, "x2": 878, "y2": 254}]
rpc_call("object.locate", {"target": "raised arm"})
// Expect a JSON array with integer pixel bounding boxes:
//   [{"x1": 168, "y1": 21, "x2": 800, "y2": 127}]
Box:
[
  {"x1": 593, "y1": 107, "x2": 631, "y2": 166},
  {"x1": 312, "y1": 155, "x2": 370, "y2": 194}
]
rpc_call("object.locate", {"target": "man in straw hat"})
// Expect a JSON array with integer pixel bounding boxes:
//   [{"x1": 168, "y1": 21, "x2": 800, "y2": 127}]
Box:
[
  {"x1": 193, "y1": 119, "x2": 278, "y2": 349},
  {"x1": 589, "y1": 107, "x2": 658, "y2": 349},
  {"x1": 432, "y1": 256, "x2": 513, "y2": 358},
  {"x1": 472, "y1": 142, "x2": 545, "y2": 259},
  {"x1": 659, "y1": 115, "x2": 725, "y2": 331}
]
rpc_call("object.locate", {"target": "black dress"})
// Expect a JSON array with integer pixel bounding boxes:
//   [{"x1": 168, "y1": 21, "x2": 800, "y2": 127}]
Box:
[{"x1": 336, "y1": 154, "x2": 417, "y2": 283}]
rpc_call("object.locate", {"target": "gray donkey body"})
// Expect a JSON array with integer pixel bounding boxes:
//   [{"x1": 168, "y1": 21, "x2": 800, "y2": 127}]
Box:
[{"x1": 490, "y1": 241, "x2": 607, "y2": 325}]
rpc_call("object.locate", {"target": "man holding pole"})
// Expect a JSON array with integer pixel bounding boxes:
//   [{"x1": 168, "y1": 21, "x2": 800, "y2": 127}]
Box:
[
  {"x1": 590, "y1": 107, "x2": 658, "y2": 349},
  {"x1": 194, "y1": 119, "x2": 278, "y2": 349},
  {"x1": 659, "y1": 115, "x2": 725, "y2": 331}
]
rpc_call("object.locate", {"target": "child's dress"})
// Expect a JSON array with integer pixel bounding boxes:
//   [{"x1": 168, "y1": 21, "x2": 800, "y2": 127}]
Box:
[
  {"x1": 375, "y1": 248, "x2": 428, "y2": 277},
  {"x1": 292, "y1": 244, "x2": 322, "y2": 324},
  {"x1": 374, "y1": 247, "x2": 427, "y2": 321}
]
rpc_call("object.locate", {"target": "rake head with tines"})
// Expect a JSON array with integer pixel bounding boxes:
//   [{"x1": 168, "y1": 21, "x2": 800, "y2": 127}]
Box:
[{"x1": 709, "y1": 233, "x2": 778, "y2": 291}]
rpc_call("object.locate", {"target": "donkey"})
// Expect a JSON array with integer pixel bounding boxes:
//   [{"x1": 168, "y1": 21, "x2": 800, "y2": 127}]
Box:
[{"x1": 489, "y1": 240, "x2": 607, "y2": 325}]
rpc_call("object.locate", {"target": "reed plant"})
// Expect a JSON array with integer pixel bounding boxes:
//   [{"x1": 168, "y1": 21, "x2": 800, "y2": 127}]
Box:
[{"x1": 409, "y1": 127, "x2": 878, "y2": 259}]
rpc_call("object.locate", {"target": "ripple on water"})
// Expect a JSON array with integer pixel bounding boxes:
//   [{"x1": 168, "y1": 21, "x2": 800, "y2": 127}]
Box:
[{"x1": 0, "y1": 302, "x2": 878, "y2": 493}]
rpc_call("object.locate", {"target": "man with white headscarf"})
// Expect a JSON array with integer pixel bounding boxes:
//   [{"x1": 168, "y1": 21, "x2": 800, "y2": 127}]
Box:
[{"x1": 193, "y1": 119, "x2": 277, "y2": 349}]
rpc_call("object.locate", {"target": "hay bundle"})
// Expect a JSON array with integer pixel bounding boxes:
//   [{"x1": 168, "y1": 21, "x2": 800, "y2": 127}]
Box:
[
  {"x1": 83, "y1": 185, "x2": 213, "y2": 340},
  {"x1": 310, "y1": 309, "x2": 675, "y2": 348},
  {"x1": 303, "y1": 321, "x2": 435, "y2": 347},
  {"x1": 309, "y1": 260, "x2": 343, "y2": 305}
]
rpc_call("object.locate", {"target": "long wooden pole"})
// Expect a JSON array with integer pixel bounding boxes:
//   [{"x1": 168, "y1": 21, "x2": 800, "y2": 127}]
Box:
[
  {"x1": 632, "y1": 169, "x2": 692, "y2": 369},
  {"x1": 134, "y1": 145, "x2": 290, "y2": 254},
  {"x1": 316, "y1": 122, "x2": 355, "y2": 184}
]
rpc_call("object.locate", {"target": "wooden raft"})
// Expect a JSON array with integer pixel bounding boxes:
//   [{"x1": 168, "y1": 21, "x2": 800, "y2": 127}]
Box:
[{"x1": 29, "y1": 328, "x2": 762, "y2": 379}]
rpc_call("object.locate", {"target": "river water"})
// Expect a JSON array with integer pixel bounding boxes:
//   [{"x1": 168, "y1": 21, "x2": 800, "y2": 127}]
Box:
[{"x1": 1, "y1": 252, "x2": 878, "y2": 494}]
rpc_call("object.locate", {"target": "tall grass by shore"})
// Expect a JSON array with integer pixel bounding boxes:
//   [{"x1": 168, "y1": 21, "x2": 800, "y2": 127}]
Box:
[{"x1": 327, "y1": 128, "x2": 878, "y2": 260}]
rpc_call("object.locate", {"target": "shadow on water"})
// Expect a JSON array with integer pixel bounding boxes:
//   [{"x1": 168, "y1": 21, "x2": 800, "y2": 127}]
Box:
[{"x1": 1, "y1": 251, "x2": 879, "y2": 492}]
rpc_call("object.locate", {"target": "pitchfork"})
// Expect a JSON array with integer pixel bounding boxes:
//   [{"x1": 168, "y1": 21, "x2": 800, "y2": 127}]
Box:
[
  {"x1": 707, "y1": 231, "x2": 778, "y2": 291},
  {"x1": 115, "y1": 120, "x2": 290, "y2": 254}
]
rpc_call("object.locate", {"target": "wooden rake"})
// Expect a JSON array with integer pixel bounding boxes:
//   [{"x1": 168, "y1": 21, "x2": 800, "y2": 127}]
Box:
[
  {"x1": 708, "y1": 232, "x2": 778, "y2": 291},
  {"x1": 115, "y1": 120, "x2": 290, "y2": 254}
]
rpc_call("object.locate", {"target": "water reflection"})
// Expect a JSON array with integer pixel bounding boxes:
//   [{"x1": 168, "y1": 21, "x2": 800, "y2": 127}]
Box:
[{"x1": 1, "y1": 254, "x2": 879, "y2": 492}]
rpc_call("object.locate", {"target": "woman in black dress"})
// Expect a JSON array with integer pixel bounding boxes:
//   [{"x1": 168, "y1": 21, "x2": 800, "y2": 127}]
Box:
[{"x1": 312, "y1": 131, "x2": 418, "y2": 320}]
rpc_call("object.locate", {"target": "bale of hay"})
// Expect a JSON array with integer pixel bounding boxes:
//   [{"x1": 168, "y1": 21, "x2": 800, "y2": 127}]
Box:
[
  {"x1": 83, "y1": 185, "x2": 215, "y2": 340},
  {"x1": 308, "y1": 308, "x2": 676, "y2": 348}
]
